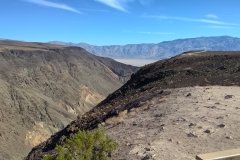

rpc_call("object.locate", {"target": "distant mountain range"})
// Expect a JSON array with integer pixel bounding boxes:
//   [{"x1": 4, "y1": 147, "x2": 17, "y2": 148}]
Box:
[{"x1": 49, "y1": 36, "x2": 240, "y2": 59}]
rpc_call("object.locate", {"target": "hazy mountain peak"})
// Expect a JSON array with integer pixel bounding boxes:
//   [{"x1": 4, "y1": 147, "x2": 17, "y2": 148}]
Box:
[{"x1": 48, "y1": 36, "x2": 240, "y2": 59}]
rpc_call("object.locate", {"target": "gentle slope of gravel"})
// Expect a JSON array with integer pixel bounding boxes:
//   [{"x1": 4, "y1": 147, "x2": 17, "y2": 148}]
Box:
[{"x1": 107, "y1": 86, "x2": 240, "y2": 160}]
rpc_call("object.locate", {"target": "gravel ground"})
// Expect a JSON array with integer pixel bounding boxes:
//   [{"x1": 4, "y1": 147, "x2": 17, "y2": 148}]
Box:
[{"x1": 105, "y1": 86, "x2": 240, "y2": 160}]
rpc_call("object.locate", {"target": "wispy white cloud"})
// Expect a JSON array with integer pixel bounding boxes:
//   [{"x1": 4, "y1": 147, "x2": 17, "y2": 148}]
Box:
[
  {"x1": 78, "y1": 8, "x2": 108, "y2": 12},
  {"x1": 206, "y1": 14, "x2": 218, "y2": 19},
  {"x1": 139, "y1": 31, "x2": 173, "y2": 35},
  {"x1": 95, "y1": 0, "x2": 153, "y2": 12},
  {"x1": 24, "y1": 0, "x2": 81, "y2": 13},
  {"x1": 142, "y1": 15, "x2": 237, "y2": 25},
  {"x1": 95, "y1": 0, "x2": 129, "y2": 12},
  {"x1": 207, "y1": 25, "x2": 238, "y2": 29}
]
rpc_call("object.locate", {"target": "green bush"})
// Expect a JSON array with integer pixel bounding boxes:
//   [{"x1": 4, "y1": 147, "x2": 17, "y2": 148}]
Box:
[{"x1": 42, "y1": 128, "x2": 119, "y2": 160}]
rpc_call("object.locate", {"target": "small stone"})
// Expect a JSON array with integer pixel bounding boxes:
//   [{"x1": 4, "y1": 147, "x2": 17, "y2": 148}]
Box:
[
  {"x1": 189, "y1": 123, "x2": 196, "y2": 127},
  {"x1": 226, "y1": 136, "x2": 232, "y2": 139},
  {"x1": 211, "y1": 106, "x2": 216, "y2": 109},
  {"x1": 132, "y1": 123, "x2": 137, "y2": 126},
  {"x1": 218, "y1": 124, "x2": 226, "y2": 128},
  {"x1": 141, "y1": 155, "x2": 151, "y2": 160},
  {"x1": 177, "y1": 141, "x2": 181, "y2": 144},
  {"x1": 145, "y1": 147, "x2": 151, "y2": 151},
  {"x1": 126, "y1": 143, "x2": 131, "y2": 146},
  {"x1": 186, "y1": 93, "x2": 191, "y2": 97},
  {"x1": 155, "y1": 114, "x2": 163, "y2": 117},
  {"x1": 77, "y1": 114, "x2": 82, "y2": 119},
  {"x1": 169, "y1": 138, "x2": 173, "y2": 142},
  {"x1": 216, "y1": 116, "x2": 224, "y2": 119},
  {"x1": 188, "y1": 132, "x2": 198, "y2": 138},
  {"x1": 225, "y1": 95, "x2": 233, "y2": 99},
  {"x1": 205, "y1": 129, "x2": 211, "y2": 133}
]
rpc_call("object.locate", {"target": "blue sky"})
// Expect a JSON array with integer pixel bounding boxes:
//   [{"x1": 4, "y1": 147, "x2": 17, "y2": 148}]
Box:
[{"x1": 1, "y1": 0, "x2": 240, "y2": 45}]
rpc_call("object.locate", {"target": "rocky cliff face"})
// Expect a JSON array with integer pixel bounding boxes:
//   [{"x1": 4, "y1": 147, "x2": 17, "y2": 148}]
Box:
[
  {"x1": 26, "y1": 50, "x2": 240, "y2": 159},
  {"x1": 49, "y1": 36, "x2": 240, "y2": 59},
  {"x1": 0, "y1": 40, "x2": 138, "y2": 159}
]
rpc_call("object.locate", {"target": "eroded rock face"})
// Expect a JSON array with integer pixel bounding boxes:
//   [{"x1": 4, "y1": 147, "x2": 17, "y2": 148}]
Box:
[
  {"x1": 26, "y1": 51, "x2": 240, "y2": 160},
  {"x1": 78, "y1": 84, "x2": 105, "y2": 108},
  {"x1": 25, "y1": 122, "x2": 53, "y2": 147},
  {"x1": 0, "y1": 40, "x2": 139, "y2": 159}
]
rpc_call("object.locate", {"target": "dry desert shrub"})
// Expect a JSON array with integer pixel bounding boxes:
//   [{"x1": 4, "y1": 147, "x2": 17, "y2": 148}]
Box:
[
  {"x1": 143, "y1": 106, "x2": 150, "y2": 111},
  {"x1": 105, "y1": 118, "x2": 114, "y2": 125},
  {"x1": 150, "y1": 100, "x2": 155, "y2": 105},
  {"x1": 105, "y1": 116, "x2": 124, "y2": 126},
  {"x1": 113, "y1": 117, "x2": 124, "y2": 125},
  {"x1": 129, "y1": 108, "x2": 139, "y2": 116},
  {"x1": 130, "y1": 108, "x2": 135, "y2": 112},
  {"x1": 104, "y1": 108, "x2": 141, "y2": 126},
  {"x1": 119, "y1": 110, "x2": 128, "y2": 119},
  {"x1": 135, "y1": 108, "x2": 139, "y2": 113},
  {"x1": 158, "y1": 97, "x2": 167, "y2": 103},
  {"x1": 146, "y1": 100, "x2": 155, "y2": 105},
  {"x1": 128, "y1": 111, "x2": 136, "y2": 116}
]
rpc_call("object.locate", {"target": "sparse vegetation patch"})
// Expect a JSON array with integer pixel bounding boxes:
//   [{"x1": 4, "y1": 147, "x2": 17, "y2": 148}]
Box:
[{"x1": 41, "y1": 129, "x2": 119, "y2": 160}]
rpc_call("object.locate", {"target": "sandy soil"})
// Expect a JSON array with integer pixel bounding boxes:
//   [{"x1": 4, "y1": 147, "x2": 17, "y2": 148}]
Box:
[{"x1": 105, "y1": 86, "x2": 240, "y2": 160}]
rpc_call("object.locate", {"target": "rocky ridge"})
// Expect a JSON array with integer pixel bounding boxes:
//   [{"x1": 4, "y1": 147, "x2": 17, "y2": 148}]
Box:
[{"x1": 26, "y1": 50, "x2": 240, "y2": 159}]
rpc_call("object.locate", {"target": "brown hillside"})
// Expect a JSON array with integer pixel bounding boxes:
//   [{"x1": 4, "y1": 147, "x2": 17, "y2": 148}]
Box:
[{"x1": 0, "y1": 40, "x2": 139, "y2": 160}]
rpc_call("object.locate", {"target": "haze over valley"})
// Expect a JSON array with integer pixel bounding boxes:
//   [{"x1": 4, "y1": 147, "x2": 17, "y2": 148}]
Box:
[{"x1": 49, "y1": 36, "x2": 240, "y2": 66}]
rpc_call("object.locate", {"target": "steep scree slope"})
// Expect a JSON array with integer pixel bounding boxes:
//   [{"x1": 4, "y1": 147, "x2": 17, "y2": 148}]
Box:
[{"x1": 0, "y1": 40, "x2": 138, "y2": 160}]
